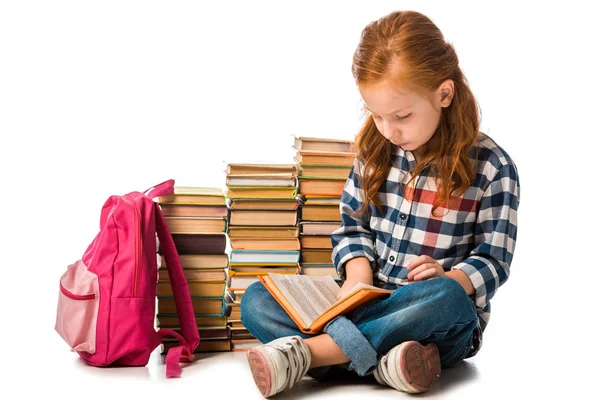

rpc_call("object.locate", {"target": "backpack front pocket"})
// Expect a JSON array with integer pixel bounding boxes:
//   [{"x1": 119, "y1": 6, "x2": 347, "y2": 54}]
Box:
[{"x1": 55, "y1": 260, "x2": 100, "y2": 353}]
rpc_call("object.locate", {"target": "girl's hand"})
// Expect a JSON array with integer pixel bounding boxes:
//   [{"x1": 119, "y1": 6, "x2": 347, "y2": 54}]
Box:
[
  {"x1": 407, "y1": 255, "x2": 446, "y2": 282},
  {"x1": 338, "y1": 257, "x2": 373, "y2": 300},
  {"x1": 337, "y1": 279, "x2": 364, "y2": 300}
]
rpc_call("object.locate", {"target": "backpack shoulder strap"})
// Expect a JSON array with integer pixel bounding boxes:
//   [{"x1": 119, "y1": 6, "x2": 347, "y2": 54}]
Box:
[
  {"x1": 144, "y1": 179, "x2": 175, "y2": 200},
  {"x1": 154, "y1": 205, "x2": 200, "y2": 349},
  {"x1": 152, "y1": 185, "x2": 200, "y2": 378}
]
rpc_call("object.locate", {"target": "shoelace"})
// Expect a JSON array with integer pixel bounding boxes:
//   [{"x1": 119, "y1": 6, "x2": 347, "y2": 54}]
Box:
[{"x1": 276, "y1": 338, "x2": 311, "y2": 391}]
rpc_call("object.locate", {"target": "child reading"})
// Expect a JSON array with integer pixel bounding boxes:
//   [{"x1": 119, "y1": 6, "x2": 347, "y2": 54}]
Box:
[{"x1": 240, "y1": 9, "x2": 520, "y2": 397}]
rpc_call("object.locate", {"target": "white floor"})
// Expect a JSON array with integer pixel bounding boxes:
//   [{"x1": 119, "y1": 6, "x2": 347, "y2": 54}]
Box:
[
  {"x1": 8, "y1": 226, "x2": 598, "y2": 399},
  {"x1": 22, "y1": 324, "x2": 591, "y2": 400},
  {"x1": 10, "y1": 261, "x2": 596, "y2": 399}
]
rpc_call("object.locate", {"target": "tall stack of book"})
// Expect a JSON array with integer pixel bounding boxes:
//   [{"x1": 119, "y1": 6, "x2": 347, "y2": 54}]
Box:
[
  {"x1": 156, "y1": 186, "x2": 231, "y2": 353},
  {"x1": 294, "y1": 137, "x2": 355, "y2": 282},
  {"x1": 225, "y1": 163, "x2": 301, "y2": 351}
]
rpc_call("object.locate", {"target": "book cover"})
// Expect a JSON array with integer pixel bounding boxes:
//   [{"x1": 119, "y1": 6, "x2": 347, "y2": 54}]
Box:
[
  {"x1": 160, "y1": 254, "x2": 228, "y2": 270},
  {"x1": 227, "y1": 226, "x2": 300, "y2": 238},
  {"x1": 226, "y1": 186, "x2": 298, "y2": 199},
  {"x1": 228, "y1": 266, "x2": 299, "y2": 275},
  {"x1": 258, "y1": 273, "x2": 393, "y2": 334},
  {"x1": 159, "y1": 204, "x2": 228, "y2": 217},
  {"x1": 229, "y1": 210, "x2": 298, "y2": 226},
  {"x1": 299, "y1": 164, "x2": 352, "y2": 179},
  {"x1": 298, "y1": 179, "x2": 345, "y2": 196},
  {"x1": 300, "y1": 249, "x2": 334, "y2": 264},
  {"x1": 157, "y1": 281, "x2": 226, "y2": 297},
  {"x1": 169, "y1": 234, "x2": 227, "y2": 254},
  {"x1": 226, "y1": 176, "x2": 297, "y2": 187},
  {"x1": 301, "y1": 205, "x2": 342, "y2": 222},
  {"x1": 300, "y1": 265, "x2": 339, "y2": 277},
  {"x1": 229, "y1": 198, "x2": 299, "y2": 211},
  {"x1": 228, "y1": 275, "x2": 261, "y2": 290},
  {"x1": 164, "y1": 216, "x2": 227, "y2": 234},
  {"x1": 230, "y1": 237, "x2": 301, "y2": 251},
  {"x1": 226, "y1": 163, "x2": 297, "y2": 176},
  {"x1": 299, "y1": 222, "x2": 340, "y2": 235},
  {"x1": 293, "y1": 136, "x2": 354, "y2": 153},
  {"x1": 294, "y1": 151, "x2": 355, "y2": 166},
  {"x1": 156, "y1": 186, "x2": 226, "y2": 205},
  {"x1": 299, "y1": 235, "x2": 333, "y2": 249},
  {"x1": 158, "y1": 268, "x2": 226, "y2": 281},
  {"x1": 230, "y1": 250, "x2": 301, "y2": 263}
]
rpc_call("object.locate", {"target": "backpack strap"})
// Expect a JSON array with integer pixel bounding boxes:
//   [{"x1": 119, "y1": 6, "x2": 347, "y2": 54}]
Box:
[
  {"x1": 144, "y1": 179, "x2": 175, "y2": 200},
  {"x1": 156, "y1": 329, "x2": 195, "y2": 378},
  {"x1": 154, "y1": 203, "x2": 201, "y2": 378}
]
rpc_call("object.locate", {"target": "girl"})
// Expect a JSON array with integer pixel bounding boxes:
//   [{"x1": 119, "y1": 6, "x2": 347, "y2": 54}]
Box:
[{"x1": 240, "y1": 10, "x2": 520, "y2": 398}]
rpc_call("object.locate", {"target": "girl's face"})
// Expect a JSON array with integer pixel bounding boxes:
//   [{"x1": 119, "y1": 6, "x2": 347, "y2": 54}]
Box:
[{"x1": 359, "y1": 79, "x2": 453, "y2": 160}]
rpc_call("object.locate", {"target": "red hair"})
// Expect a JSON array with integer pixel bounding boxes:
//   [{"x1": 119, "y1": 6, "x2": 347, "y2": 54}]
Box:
[{"x1": 351, "y1": 10, "x2": 480, "y2": 216}]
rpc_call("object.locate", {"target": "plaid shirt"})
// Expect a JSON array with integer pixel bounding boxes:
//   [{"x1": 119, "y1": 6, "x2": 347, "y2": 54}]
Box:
[{"x1": 331, "y1": 132, "x2": 520, "y2": 354}]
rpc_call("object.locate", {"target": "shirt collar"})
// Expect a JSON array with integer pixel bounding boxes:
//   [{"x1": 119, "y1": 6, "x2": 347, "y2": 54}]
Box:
[{"x1": 393, "y1": 145, "x2": 416, "y2": 171}]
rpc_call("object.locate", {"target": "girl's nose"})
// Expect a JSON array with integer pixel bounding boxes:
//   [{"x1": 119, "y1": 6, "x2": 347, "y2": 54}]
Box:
[{"x1": 381, "y1": 121, "x2": 397, "y2": 140}]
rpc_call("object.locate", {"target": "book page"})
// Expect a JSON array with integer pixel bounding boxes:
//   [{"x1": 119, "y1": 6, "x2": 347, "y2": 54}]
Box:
[
  {"x1": 348, "y1": 281, "x2": 382, "y2": 293},
  {"x1": 321, "y1": 281, "x2": 392, "y2": 310},
  {"x1": 268, "y1": 273, "x2": 340, "y2": 327}
]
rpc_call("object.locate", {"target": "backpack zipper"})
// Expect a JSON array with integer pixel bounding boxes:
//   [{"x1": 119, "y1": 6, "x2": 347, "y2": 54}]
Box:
[
  {"x1": 60, "y1": 282, "x2": 96, "y2": 300},
  {"x1": 124, "y1": 194, "x2": 141, "y2": 297}
]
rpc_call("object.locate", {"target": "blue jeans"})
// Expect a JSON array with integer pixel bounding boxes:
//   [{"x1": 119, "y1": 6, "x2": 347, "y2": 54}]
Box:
[{"x1": 241, "y1": 276, "x2": 479, "y2": 378}]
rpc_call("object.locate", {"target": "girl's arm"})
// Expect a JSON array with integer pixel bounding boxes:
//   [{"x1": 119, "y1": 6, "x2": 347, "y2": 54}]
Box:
[
  {"x1": 331, "y1": 157, "x2": 377, "y2": 282},
  {"x1": 450, "y1": 162, "x2": 520, "y2": 308},
  {"x1": 445, "y1": 269, "x2": 475, "y2": 295}
]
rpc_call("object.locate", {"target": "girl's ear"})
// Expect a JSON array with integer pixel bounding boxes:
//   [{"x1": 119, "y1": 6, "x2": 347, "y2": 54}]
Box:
[{"x1": 439, "y1": 79, "x2": 455, "y2": 108}]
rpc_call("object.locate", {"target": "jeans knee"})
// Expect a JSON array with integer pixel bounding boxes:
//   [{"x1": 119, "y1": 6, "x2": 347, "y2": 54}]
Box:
[
  {"x1": 434, "y1": 277, "x2": 477, "y2": 320},
  {"x1": 240, "y1": 281, "x2": 269, "y2": 327},
  {"x1": 436, "y1": 276, "x2": 465, "y2": 299}
]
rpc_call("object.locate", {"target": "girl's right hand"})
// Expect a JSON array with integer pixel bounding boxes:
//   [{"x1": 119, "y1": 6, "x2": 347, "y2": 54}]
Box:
[
  {"x1": 337, "y1": 257, "x2": 374, "y2": 300},
  {"x1": 337, "y1": 279, "x2": 360, "y2": 300}
]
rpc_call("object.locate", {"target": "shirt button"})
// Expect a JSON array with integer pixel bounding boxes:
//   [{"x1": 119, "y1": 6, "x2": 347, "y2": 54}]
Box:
[
  {"x1": 389, "y1": 256, "x2": 395, "y2": 262},
  {"x1": 400, "y1": 213, "x2": 407, "y2": 220}
]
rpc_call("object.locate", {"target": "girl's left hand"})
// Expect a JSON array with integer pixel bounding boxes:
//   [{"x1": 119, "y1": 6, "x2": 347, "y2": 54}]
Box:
[{"x1": 406, "y1": 255, "x2": 446, "y2": 282}]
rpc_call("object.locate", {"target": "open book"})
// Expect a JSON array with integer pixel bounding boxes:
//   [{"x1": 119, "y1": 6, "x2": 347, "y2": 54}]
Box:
[{"x1": 258, "y1": 273, "x2": 394, "y2": 334}]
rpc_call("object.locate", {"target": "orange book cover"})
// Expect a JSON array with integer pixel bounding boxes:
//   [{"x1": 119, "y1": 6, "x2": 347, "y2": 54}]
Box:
[
  {"x1": 298, "y1": 179, "x2": 345, "y2": 196},
  {"x1": 258, "y1": 274, "x2": 393, "y2": 334},
  {"x1": 294, "y1": 152, "x2": 355, "y2": 166},
  {"x1": 301, "y1": 205, "x2": 341, "y2": 222},
  {"x1": 229, "y1": 210, "x2": 298, "y2": 226}
]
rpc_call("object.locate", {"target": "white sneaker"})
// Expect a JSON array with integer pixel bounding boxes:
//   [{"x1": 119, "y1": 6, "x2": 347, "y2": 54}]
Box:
[
  {"x1": 246, "y1": 336, "x2": 312, "y2": 398},
  {"x1": 373, "y1": 341, "x2": 441, "y2": 393}
]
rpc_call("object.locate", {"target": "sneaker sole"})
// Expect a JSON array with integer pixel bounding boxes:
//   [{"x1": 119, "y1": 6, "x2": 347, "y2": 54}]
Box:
[
  {"x1": 247, "y1": 348, "x2": 274, "y2": 398},
  {"x1": 398, "y1": 341, "x2": 441, "y2": 393}
]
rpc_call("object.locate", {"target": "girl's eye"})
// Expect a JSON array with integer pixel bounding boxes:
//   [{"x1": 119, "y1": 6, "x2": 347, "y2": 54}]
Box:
[
  {"x1": 373, "y1": 114, "x2": 382, "y2": 120},
  {"x1": 396, "y1": 113, "x2": 411, "y2": 120}
]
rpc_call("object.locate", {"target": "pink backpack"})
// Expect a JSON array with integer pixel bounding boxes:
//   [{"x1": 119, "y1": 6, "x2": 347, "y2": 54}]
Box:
[{"x1": 54, "y1": 179, "x2": 200, "y2": 378}]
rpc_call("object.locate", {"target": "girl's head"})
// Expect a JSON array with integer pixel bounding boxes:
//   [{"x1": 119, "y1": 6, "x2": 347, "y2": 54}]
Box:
[{"x1": 352, "y1": 10, "x2": 480, "y2": 215}]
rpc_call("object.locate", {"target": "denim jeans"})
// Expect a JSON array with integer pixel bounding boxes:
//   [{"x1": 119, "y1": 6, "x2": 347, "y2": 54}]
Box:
[{"x1": 241, "y1": 276, "x2": 479, "y2": 378}]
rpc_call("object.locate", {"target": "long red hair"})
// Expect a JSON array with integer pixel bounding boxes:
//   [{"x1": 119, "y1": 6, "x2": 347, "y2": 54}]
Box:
[{"x1": 351, "y1": 11, "x2": 480, "y2": 216}]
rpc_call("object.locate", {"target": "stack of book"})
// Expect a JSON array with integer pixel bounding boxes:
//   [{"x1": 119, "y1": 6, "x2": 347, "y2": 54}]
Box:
[
  {"x1": 225, "y1": 163, "x2": 302, "y2": 351},
  {"x1": 294, "y1": 136, "x2": 355, "y2": 281},
  {"x1": 156, "y1": 187, "x2": 231, "y2": 353}
]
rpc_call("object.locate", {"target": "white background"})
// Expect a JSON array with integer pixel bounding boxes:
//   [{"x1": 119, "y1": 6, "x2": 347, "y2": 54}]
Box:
[{"x1": 1, "y1": 1, "x2": 598, "y2": 398}]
